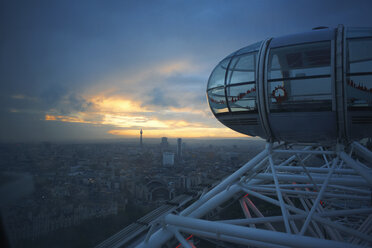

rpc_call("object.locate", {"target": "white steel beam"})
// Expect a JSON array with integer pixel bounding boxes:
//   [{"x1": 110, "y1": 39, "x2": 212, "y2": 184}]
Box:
[
  {"x1": 246, "y1": 186, "x2": 369, "y2": 201},
  {"x1": 239, "y1": 198, "x2": 255, "y2": 228},
  {"x1": 282, "y1": 196, "x2": 300, "y2": 234},
  {"x1": 170, "y1": 228, "x2": 192, "y2": 248},
  {"x1": 165, "y1": 214, "x2": 360, "y2": 248},
  {"x1": 135, "y1": 143, "x2": 371, "y2": 248},
  {"x1": 181, "y1": 147, "x2": 268, "y2": 216},
  {"x1": 274, "y1": 165, "x2": 357, "y2": 175},
  {"x1": 172, "y1": 226, "x2": 289, "y2": 248},
  {"x1": 218, "y1": 208, "x2": 372, "y2": 225},
  {"x1": 340, "y1": 151, "x2": 372, "y2": 186},
  {"x1": 352, "y1": 141, "x2": 372, "y2": 162},
  {"x1": 254, "y1": 173, "x2": 367, "y2": 187},
  {"x1": 240, "y1": 187, "x2": 372, "y2": 243},
  {"x1": 268, "y1": 153, "x2": 291, "y2": 233},
  {"x1": 273, "y1": 149, "x2": 335, "y2": 155},
  {"x1": 299, "y1": 157, "x2": 338, "y2": 235},
  {"x1": 244, "y1": 197, "x2": 275, "y2": 231}
]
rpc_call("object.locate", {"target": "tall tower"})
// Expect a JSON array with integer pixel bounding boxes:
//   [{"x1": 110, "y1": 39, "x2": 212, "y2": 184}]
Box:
[
  {"x1": 177, "y1": 138, "x2": 182, "y2": 161},
  {"x1": 160, "y1": 137, "x2": 168, "y2": 151},
  {"x1": 140, "y1": 129, "x2": 143, "y2": 148}
]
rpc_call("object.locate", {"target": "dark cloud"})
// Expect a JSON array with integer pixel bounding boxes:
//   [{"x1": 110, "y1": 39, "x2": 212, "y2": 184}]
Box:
[
  {"x1": 166, "y1": 73, "x2": 206, "y2": 87},
  {"x1": 39, "y1": 85, "x2": 68, "y2": 108},
  {"x1": 143, "y1": 88, "x2": 179, "y2": 108},
  {"x1": 0, "y1": 111, "x2": 113, "y2": 142},
  {"x1": 67, "y1": 94, "x2": 92, "y2": 113},
  {"x1": 37, "y1": 85, "x2": 92, "y2": 115}
]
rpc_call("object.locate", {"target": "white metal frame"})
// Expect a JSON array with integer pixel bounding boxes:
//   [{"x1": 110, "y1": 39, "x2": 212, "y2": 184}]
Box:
[{"x1": 137, "y1": 142, "x2": 372, "y2": 248}]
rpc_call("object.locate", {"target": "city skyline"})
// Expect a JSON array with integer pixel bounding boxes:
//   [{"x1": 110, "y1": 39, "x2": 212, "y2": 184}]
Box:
[{"x1": 1, "y1": 0, "x2": 372, "y2": 142}]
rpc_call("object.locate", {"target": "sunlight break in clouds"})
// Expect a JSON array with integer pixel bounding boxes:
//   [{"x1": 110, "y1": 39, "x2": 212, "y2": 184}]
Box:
[
  {"x1": 43, "y1": 58, "x2": 242, "y2": 139},
  {"x1": 108, "y1": 128, "x2": 245, "y2": 139},
  {"x1": 84, "y1": 59, "x2": 200, "y2": 98},
  {"x1": 102, "y1": 114, "x2": 168, "y2": 128},
  {"x1": 45, "y1": 114, "x2": 99, "y2": 124},
  {"x1": 44, "y1": 93, "x2": 243, "y2": 139},
  {"x1": 90, "y1": 96, "x2": 152, "y2": 114},
  {"x1": 44, "y1": 94, "x2": 208, "y2": 130},
  {"x1": 158, "y1": 61, "x2": 197, "y2": 75}
]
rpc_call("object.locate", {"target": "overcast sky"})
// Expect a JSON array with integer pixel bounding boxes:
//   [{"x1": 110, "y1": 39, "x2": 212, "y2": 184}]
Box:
[{"x1": 1, "y1": 0, "x2": 372, "y2": 142}]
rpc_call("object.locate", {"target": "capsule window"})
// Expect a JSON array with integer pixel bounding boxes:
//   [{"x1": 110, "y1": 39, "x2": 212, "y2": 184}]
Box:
[
  {"x1": 226, "y1": 53, "x2": 257, "y2": 85},
  {"x1": 346, "y1": 35, "x2": 372, "y2": 110},
  {"x1": 207, "y1": 87, "x2": 229, "y2": 114},
  {"x1": 267, "y1": 41, "x2": 332, "y2": 112},
  {"x1": 226, "y1": 83, "x2": 257, "y2": 112},
  {"x1": 207, "y1": 58, "x2": 230, "y2": 89}
]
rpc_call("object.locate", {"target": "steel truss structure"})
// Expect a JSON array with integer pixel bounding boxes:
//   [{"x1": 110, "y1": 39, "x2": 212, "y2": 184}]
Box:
[{"x1": 137, "y1": 142, "x2": 372, "y2": 248}]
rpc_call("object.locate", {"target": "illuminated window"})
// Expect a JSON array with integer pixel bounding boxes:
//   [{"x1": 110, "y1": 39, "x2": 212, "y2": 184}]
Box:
[
  {"x1": 208, "y1": 45, "x2": 260, "y2": 114},
  {"x1": 207, "y1": 58, "x2": 229, "y2": 89},
  {"x1": 226, "y1": 83, "x2": 257, "y2": 112},
  {"x1": 227, "y1": 53, "x2": 257, "y2": 85},
  {"x1": 267, "y1": 41, "x2": 332, "y2": 112},
  {"x1": 346, "y1": 32, "x2": 372, "y2": 110},
  {"x1": 207, "y1": 87, "x2": 228, "y2": 114}
]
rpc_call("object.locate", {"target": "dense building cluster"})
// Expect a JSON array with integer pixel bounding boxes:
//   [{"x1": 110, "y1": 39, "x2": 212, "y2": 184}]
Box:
[{"x1": 0, "y1": 138, "x2": 264, "y2": 247}]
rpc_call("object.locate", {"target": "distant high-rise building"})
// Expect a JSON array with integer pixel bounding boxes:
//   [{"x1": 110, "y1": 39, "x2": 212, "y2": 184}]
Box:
[
  {"x1": 177, "y1": 138, "x2": 182, "y2": 160},
  {"x1": 140, "y1": 129, "x2": 143, "y2": 148},
  {"x1": 160, "y1": 137, "x2": 168, "y2": 150},
  {"x1": 162, "y1": 152, "x2": 174, "y2": 167}
]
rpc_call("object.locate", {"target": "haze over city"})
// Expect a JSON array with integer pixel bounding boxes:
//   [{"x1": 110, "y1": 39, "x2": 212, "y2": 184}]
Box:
[{"x1": 1, "y1": 0, "x2": 372, "y2": 142}]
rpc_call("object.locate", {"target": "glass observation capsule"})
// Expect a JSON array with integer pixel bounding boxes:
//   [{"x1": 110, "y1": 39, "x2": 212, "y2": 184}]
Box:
[{"x1": 207, "y1": 25, "x2": 372, "y2": 143}]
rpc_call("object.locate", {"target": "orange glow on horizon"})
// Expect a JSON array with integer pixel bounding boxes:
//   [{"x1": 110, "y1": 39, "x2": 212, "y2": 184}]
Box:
[
  {"x1": 90, "y1": 96, "x2": 151, "y2": 113},
  {"x1": 108, "y1": 128, "x2": 246, "y2": 138},
  {"x1": 44, "y1": 93, "x2": 247, "y2": 139},
  {"x1": 45, "y1": 114, "x2": 99, "y2": 124},
  {"x1": 102, "y1": 114, "x2": 169, "y2": 128},
  {"x1": 158, "y1": 60, "x2": 195, "y2": 74},
  {"x1": 45, "y1": 114, "x2": 57, "y2": 121}
]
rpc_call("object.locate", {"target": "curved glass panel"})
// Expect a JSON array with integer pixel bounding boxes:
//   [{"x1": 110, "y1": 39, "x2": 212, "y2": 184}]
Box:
[
  {"x1": 346, "y1": 27, "x2": 372, "y2": 39},
  {"x1": 348, "y1": 38, "x2": 372, "y2": 73},
  {"x1": 267, "y1": 41, "x2": 332, "y2": 112},
  {"x1": 226, "y1": 83, "x2": 257, "y2": 112},
  {"x1": 268, "y1": 78, "x2": 332, "y2": 112},
  {"x1": 346, "y1": 33, "x2": 372, "y2": 110},
  {"x1": 268, "y1": 41, "x2": 331, "y2": 80},
  {"x1": 207, "y1": 87, "x2": 228, "y2": 114},
  {"x1": 270, "y1": 29, "x2": 333, "y2": 48},
  {"x1": 227, "y1": 53, "x2": 257, "y2": 85},
  {"x1": 346, "y1": 76, "x2": 372, "y2": 109},
  {"x1": 207, "y1": 58, "x2": 230, "y2": 89},
  {"x1": 234, "y1": 41, "x2": 262, "y2": 56}
]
